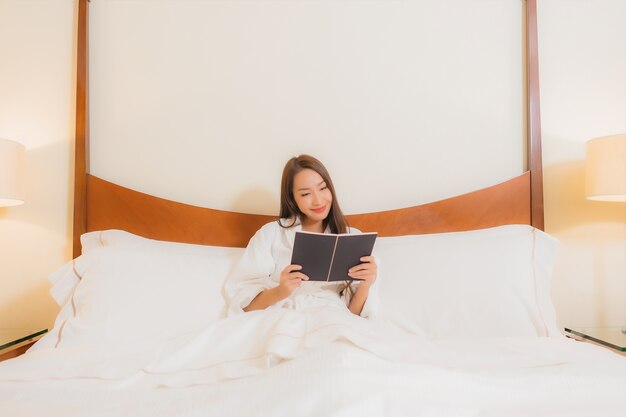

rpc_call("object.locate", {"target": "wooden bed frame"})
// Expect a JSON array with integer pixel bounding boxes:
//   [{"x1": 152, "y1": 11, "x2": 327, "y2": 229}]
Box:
[{"x1": 72, "y1": 0, "x2": 544, "y2": 255}]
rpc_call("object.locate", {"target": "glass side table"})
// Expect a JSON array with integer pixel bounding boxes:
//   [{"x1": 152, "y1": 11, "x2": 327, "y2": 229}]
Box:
[
  {"x1": 0, "y1": 328, "x2": 48, "y2": 362},
  {"x1": 564, "y1": 327, "x2": 626, "y2": 354}
]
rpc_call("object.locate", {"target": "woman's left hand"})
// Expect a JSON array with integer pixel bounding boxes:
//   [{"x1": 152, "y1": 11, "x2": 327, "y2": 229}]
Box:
[{"x1": 348, "y1": 256, "x2": 377, "y2": 287}]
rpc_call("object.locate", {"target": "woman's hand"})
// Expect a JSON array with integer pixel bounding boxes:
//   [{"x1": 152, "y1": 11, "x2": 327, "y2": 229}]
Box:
[
  {"x1": 243, "y1": 265, "x2": 308, "y2": 312},
  {"x1": 347, "y1": 256, "x2": 377, "y2": 316},
  {"x1": 276, "y1": 264, "x2": 309, "y2": 299},
  {"x1": 348, "y1": 256, "x2": 377, "y2": 288}
]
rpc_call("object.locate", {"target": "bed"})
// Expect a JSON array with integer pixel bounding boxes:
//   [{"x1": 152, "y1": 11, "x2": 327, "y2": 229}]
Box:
[{"x1": 1, "y1": 1, "x2": 625, "y2": 416}]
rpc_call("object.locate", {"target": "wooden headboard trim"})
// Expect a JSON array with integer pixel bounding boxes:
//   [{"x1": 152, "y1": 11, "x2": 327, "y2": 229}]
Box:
[
  {"x1": 86, "y1": 174, "x2": 274, "y2": 248},
  {"x1": 348, "y1": 172, "x2": 531, "y2": 237},
  {"x1": 85, "y1": 172, "x2": 530, "y2": 248}
]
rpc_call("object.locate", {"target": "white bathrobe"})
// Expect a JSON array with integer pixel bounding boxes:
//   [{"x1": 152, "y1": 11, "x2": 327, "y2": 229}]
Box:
[{"x1": 224, "y1": 218, "x2": 379, "y2": 318}]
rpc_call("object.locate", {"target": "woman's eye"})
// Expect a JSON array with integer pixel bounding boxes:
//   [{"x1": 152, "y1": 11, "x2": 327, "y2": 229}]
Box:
[
  {"x1": 320, "y1": 186, "x2": 328, "y2": 191},
  {"x1": 300, "y1": 193, "x2": 310, "y2": 197}
]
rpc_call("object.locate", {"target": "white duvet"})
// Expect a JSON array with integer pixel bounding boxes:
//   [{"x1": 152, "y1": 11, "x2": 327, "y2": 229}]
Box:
[
  {"x1": 2, "y1": 226, "x2": 624, "y2": 416},
  {"x1": 1, "y1": 305, "x2": 625, "y2": 417}
]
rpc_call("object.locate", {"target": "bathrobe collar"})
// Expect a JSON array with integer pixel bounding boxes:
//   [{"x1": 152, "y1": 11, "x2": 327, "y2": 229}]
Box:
[{"x1": 280, "y1": 217, "x2": 330, "y2": 249}]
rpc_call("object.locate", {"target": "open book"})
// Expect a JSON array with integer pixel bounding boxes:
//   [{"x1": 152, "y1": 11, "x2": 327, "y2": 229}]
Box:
[{"x1": 290, "y1": 231, "x2": 378, "y2": 282}]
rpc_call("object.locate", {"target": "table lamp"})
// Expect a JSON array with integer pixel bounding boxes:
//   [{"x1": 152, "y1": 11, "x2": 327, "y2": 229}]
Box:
[
  {"x1": 585, "y1": 133, "x2": 626, "y2": 202},
  {"x1": 585, "y1": 133, "x2": 626, "y2": 335},
  {"x1": 0, "y1": 138, "x2": 26, "y2": 207}
]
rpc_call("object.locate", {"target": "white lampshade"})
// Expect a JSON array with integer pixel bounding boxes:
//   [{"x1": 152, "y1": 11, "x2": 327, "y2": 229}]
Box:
[
  {"x1": 585, "y1": 134, "x2": 626, "y2": 202},
  {"x1": 0, "y1": 138, "x2": 26, "y2": 207}
]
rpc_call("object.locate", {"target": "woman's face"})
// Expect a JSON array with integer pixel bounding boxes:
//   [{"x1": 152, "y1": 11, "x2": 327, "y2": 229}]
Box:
[{"x1": 293, "y1": 168, "x2": 332, "y2": 226}]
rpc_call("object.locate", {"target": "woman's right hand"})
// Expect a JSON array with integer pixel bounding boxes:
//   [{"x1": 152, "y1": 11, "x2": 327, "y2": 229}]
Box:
[{"x1": 276, "y1": 264, "x2": 308, "y2": 299}]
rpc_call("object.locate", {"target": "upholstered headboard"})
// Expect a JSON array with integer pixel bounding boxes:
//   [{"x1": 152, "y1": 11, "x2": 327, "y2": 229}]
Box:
[{"x1": 71, "y1": 0, "x2": 544, "y2": 255}]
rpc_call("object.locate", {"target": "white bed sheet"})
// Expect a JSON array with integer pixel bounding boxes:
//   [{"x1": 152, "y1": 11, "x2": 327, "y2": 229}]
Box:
[
  {"x1": 1, "y1": 340, "x2": 625, "y2": 417},
  {"x1": 1, "y1": 307, "x2": 625, "y2": 417}
]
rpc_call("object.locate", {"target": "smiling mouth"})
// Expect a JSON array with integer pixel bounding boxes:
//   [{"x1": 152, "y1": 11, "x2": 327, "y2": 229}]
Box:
[{"x1": 311, "y1": 205, "x2": 327, "y2": 213}]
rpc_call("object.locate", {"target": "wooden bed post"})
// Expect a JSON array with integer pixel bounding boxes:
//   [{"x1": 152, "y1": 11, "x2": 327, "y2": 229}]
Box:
[
  {"x1": 526, "y1": 0, "x2": 545, "y2": 231},
  {"x1": 73, "y1": 0, "x2": 89, "y2": 257}
]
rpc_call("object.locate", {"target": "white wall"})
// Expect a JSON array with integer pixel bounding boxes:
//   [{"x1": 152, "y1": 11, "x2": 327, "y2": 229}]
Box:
[
  {"x1": 538, "y1": 0, "x2": 626, "y2": 327},
  {"x1": 0, "y1": 0, "x2": 624, "y2": 330},
  {"x1": 0, "y1": 0, "x2": 75, "y2": 328}
]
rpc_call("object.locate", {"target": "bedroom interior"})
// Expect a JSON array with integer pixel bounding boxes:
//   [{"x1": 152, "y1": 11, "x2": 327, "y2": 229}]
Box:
[
  {"x1": 0, "y1": 0, "x2": 624, "y2": 402},
  {"x1": 0, "y1": 0, "x2": 625, "y2": 415},
  {"x1": 2, "y1": 0, "x2": 623, "y2": 333}
]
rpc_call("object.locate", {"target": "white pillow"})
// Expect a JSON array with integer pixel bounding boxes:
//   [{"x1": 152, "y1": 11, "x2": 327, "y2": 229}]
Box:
[
  {"x1": 35, "y1": 230, "x2": 244, "y2": 350},
  {"x1": 374, "y1": 225, "x2": 560, "y2": 339}
]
